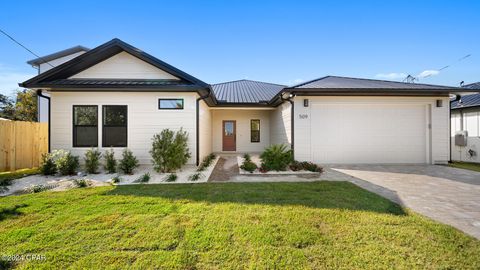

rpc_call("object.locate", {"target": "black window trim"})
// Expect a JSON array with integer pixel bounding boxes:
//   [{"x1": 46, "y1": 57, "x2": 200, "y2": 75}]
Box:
[
  {"x1": 158, "y1": 98, "x2": 184, "y2": 110},
  {"x1": 102, "y1": 105, "x2": 128, "y2": 148},
  {"x1": 72, "y1": 105, "x2": 98, "y2": 148},
  {"x1": 250, "y1": 119, "x2": 260, "y2": 143}
]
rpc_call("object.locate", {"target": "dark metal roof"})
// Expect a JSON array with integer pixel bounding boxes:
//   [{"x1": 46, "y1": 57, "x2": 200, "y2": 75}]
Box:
[
  {"x1": 27, "y1": 46, "x2": 89, "y2": 66},
  {"x1": 34, "y1": 79, "x2": 201, "y2": 91},
  {"x1": 463, "y1": 82, "x2": 480, "y2": 90},
  {"x1": 211, "y1": 80, "x2": 285, "y2": 104},
  {"x1": 451, "y1": 93, "x2": 480, "y2": 109},
  {"x1": 289, "y1": 76, "x2": 458, "y2": 90}
]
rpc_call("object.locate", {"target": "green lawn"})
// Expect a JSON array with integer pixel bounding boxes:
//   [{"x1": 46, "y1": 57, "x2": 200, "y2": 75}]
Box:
[
  {"x1": 1, "y1": 182, "x2": 479, "y2": 269},
  {"x1": 448, "y1": 161, "x2": 480, "y2": 172}
]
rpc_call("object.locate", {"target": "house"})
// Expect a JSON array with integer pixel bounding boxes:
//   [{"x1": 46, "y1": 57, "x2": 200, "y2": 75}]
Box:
[
  {"x1": 451, "y1": 82, "x2": 480, "y2": 163},
  {"x1": 20, "y1": 39, "x2": 461, "y2": 165}
]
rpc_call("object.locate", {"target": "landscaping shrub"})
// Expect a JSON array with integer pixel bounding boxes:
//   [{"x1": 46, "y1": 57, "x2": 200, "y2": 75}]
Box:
[
  {"x1": 197, "y1": 153, "x2": 216, "y2": 171},
  {"x1": 40, "y1": 153, "x2": 57, "y2": 175},
  {"x1": 0, "y1": 178, "x2": 12, "y2": 193},
  {"x1": 189, "y1": 172, "x2": 203, "y2": 181},
  {"x1": 111, "y1": 175, "x2": 121, "y2": 184},
  {"x1": 150, "y1": 128, "x2": 191, "y2": 173},
  {"x1": 53, "y1": 150, "x2": 79, "y2": 176},
  {"x1": 25, "y1": 184, "x2": 49, "y2": 193},
  {"x1": 289, "y1": 160, "x2": 303, "y2": 171},
  {"x1": 240, "y1": 155, "x2": 257, "y2": 173},
  {"x1": 260, "y1": 144, "x2": 293, "y2": 171},
  {"x1": 118, "y1": 149, "x2": 139, "y2": 174},
  {"x1": 73, "y1": 179, "x2": 90, "y2": 188},
  {"x1": 164, "y1": 173, "x2": 177, "y2": 182},
  {"x1": 104, "y1": 149, "x2": 117, "y2": 174},
  {"x1": 84, "y1": 149, "x2": 101, "y2": 174},
  {"x1": 135, "y1": 172, "x2": 150, "y2": 183},
  {"x1": 300, "y1": 162, "x2": 323, "y2": 173}
]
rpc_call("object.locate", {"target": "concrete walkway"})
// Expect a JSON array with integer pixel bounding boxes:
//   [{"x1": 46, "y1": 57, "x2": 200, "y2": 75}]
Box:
[{"x1": 329, "y1": 165, "x2": 480, "y2": 239}]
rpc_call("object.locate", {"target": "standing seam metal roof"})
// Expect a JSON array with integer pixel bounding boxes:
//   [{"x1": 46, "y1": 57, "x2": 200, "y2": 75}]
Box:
[{"x1": 211, "y1": 80, "x2": 286, "y2": 103}]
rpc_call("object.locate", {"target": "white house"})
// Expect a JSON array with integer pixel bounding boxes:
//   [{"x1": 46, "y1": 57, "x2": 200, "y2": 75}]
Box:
[
  {"x1": 21, "y1": 39, "x2": 461, "y2": 165},
  {"x1": 451, "y1": 83, "x2": 480, "y2": 163}
]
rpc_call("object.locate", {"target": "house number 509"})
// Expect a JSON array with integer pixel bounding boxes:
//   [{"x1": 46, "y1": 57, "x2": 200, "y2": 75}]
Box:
[{"x1": 299, "y1": 114, "x2": 308, "y2": 119}]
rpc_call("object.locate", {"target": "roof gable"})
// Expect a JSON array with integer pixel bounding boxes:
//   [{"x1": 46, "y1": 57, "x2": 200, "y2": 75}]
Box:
[
  {"x1": 27, "y1": 45, "x2": 89, "y2": 66},
  {"x1": 70, "y1": 51, "x2": 180, "y2": 80},
  {"x1": 20, "y1": 38, "x2": 208, "y2": 89}
]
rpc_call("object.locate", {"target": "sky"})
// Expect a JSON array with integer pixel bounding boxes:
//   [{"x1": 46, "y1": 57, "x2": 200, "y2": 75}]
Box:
[{"x1": 0, "y1": 0, "x2": 479, "y2": 95}]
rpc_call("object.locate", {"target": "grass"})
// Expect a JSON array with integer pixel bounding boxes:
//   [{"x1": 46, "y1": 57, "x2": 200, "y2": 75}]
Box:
[
  {"x1": 0, "y1": 168, "x2": 39, "y2": 182},
  {"x1": 0, "y1": 182, "x2": 479, "y2": 269},
  {"x1": 448, "y1": 161, "x2": 480, "y2": 172}
]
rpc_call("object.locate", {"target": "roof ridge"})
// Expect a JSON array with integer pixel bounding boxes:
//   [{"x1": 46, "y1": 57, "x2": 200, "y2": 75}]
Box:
[
  {"x1": 212, "y1": 79, "x2": 286, "y2": 87},
  {"x1": 326, "y1": 75, "x2": 458, "y2": 88},
  {"x1": 288, "y1": 76, "x2": 330, "y2": 88}
]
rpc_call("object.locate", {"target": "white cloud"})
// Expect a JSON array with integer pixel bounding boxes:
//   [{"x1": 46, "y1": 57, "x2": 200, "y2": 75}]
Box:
[
  {"x1": 375, "y1": 73, "x2": 407, "y2": 80},
  {"x1": 417, "y1": 70, "x2": 439, "y2": 78},
  {"x1": 285, "y1": 78, "x2": 304, "y2": 86},
  {"x1": 0, "y1": 64, "x2": 35, "y2": 95}
]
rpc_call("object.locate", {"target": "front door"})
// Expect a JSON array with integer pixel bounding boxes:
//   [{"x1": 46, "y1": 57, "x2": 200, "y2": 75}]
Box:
[{"x1": 222, "y1": 120, "x2": 236, "y2": 151}]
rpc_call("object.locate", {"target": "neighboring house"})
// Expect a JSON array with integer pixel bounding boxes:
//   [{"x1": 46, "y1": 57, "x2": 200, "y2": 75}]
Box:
[
  {"x1": 27, "y1": 46, "x2": 90, "y2": 122},
  {"x1": 20, "y1": 39, "x2": 461, "y2": 165},
  {"x1": 451, "y1": 82, "x2": 480, "y2": 163}
]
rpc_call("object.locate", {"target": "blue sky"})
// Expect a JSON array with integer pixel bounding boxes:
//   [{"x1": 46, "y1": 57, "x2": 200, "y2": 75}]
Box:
[{"x1": 0, "y1": 0, "x2": 479, "y2": 95}]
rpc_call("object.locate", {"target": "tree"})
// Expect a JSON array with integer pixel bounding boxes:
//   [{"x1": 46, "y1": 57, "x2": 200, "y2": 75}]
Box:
[
  {"x1": 0, "y1": 90, "x2": 37, "y2": 121},
  {"x1": 0, "y1": 93, "x2": 15, "y2": 119}
]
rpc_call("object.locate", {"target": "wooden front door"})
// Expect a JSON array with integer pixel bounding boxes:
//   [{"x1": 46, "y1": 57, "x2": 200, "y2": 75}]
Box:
[{"x1": 222, "y1": 120, "x2": 236, "y2": 151}]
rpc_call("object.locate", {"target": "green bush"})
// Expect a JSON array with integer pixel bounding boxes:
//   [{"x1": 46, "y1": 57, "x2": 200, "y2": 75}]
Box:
[
  {"x1": 243, "y1": 153, "x2": 252, "y2": 162},
  {"x1": 300, "y1": 162, "x2": 323, "y2": 173},
  {"x1": 40, "y1": 153, "x2": 57, "y2": 175},
  {"x1": 289, "y1": 160, "x2": 303, "y2": 171},
  {"x1": 189, "y1": 172, "x2": 203, "y2": 181},
  {"x1": 111, "y1": 175, "x2": 121, "y2": 184},
  {"x1": 197, "y1": 153, "x2": 216, "y2": 171},
  {"x1": 52, "y1": 150, "x2": 79, "y2": 176},
  {"x1": 84, "y1": 149, "x2": 101, "y2": 174},
  {"x1": 104, "y1": 149, "x2": 117, "y2": 174},
  {"x1": 25, "y1": 184, "x2": 49, "y2": 193},
  {"x1": 150, "y1": 128, "x2": 191, "y2": 173},
  {"x1": 118, "y1": 149, "x2": 139, "y2": 175},
  {"x1": 135, "y1": 172, "x2": 150, "y2": 183},
  {"x1": 240, "y1": 155, "x2": 257, "y2": 173},
  {"x1": 73, "y1": 179, "x2": 90, "y2": 188},
  {"x1": 260, "y1": 144, "x2": 293, "y2": 171},
  {"x1": 164, "y1": 173, "x2": 177, "y2": 182}
]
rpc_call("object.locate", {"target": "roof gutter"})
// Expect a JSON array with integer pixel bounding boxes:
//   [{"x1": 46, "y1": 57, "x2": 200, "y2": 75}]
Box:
[
  {"x1": 196, "y1": 87, "x2": 212, "y2": 165},
  {"x1": 36, "y1": 89, "x2": 50, "y2": 153}
]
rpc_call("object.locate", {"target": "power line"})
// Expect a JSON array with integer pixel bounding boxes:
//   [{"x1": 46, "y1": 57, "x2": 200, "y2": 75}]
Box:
[
  {"x1": 404, "y1": 54, "x2": 472, "y2": 82},
  {"x1": 0, "y1": 28, "x2": 54, "y2": 68}
]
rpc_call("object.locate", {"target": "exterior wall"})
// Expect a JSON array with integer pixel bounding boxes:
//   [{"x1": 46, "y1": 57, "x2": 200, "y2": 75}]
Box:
[
  {"x1": 211, "y1": 109, "x2": 271, "y2": 153},
  {"x1": 50, "y1": 91, "x2": 198, "y2": 164},
  {"x1": 451, "y1": 108, "x2": 480, "y2": 163},
  {"x1": 269, "y1": 102, "x2": 291, "y2": 146},
  {"x1": 70, "y1": 52, "x2": 179, "y2": 80},
  {"x1": 198, "y1": 100, "x2": 212, "y2": 162},
  {"x1": 294, "y1": 96, "x2": 450, "y2": 164},
  {"x1": 39, "y1": 51, "x2": 86, "y2": 73}
]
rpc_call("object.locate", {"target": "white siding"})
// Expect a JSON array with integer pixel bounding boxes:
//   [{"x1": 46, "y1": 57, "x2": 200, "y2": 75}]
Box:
[
  {"x1": 198, "y1": 100, "x2": 212, "y2": 162},
  {"x1": 70, "y1": 51, "x2": 179, "y2": 80},
  {"x1": 294, "y1": 96, "x2": 450, "y2": 164},
  {"x1": 211, "y1": 109, "x2": 271, "y2": 153},
  {"x1": 50, "y1": 92, "x2": 198, "y2": 164},
  {"x1": 269, "y1": 102, "x2": 291, "y2": 146},
  {"x1": 451, "y1": 108, "x2": 480, "y2": 163},
  {"x1": 39, "y1": 51, "x2": 86, "y2": 73}
]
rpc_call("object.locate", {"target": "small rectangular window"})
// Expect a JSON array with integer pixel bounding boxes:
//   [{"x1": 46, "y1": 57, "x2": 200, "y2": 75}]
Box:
[
  {"x1": 251, "y1": 119, "x2": 260, "y2": 143},
  {"x1": 73, "y1": 105, "x2": 98, "y2": 147},
  {"x1": 159, "y1": 99, "x2": 184, "y2": 109},
  {"x1": 103, "y1": 105, "x2": 127, "y2": 147}
]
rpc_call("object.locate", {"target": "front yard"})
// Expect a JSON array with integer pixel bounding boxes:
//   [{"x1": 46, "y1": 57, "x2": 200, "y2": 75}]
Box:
[
  {"x1": 448, "y1": 161, "x2": 480, "y2": 172},
  {"x1": 1, "y1": 182, "x2": 479, "y2": 269}
]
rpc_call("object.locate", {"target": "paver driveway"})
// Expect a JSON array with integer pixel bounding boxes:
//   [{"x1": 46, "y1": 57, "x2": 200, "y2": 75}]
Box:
[{"x1": 329, "y1": 165, "x2": 480, "y2": 239}]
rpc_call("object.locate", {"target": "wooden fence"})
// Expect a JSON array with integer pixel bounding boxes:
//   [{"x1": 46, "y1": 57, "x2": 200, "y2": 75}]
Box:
[{"x1": 0, "y1": 119, "x2": 48, "y2": 172}]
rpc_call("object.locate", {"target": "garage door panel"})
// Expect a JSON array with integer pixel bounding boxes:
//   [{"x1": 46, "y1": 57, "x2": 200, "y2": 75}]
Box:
[{"x1": 311, "y1": 103, "x2": 428, "y2": 164}]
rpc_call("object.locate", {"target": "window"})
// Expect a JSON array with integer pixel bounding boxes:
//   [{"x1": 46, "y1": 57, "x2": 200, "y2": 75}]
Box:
[
  {"x1": 103, "y1": 105, "x2": 127, "y2": 147},
  {"x1": 251, "y1": 119, "x2": 260, "y2": 142},
  {"x1": 158, "y1": 99, "x2": 184, "y2": 109},
  {"x1": 73, "y1": 105, "x2": 98, "y2": 147}
]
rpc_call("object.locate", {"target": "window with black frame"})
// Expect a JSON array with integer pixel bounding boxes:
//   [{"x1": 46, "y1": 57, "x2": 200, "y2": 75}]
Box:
[
  {"x1": 251, "y1": 119, "x2": 260, "y2": 143},
  {"x1": 103, "y1": 105, "x2": 127, "y2": 147},
  {"x1": 73, "y1": 105, "x2": 98, "y2": 147}
]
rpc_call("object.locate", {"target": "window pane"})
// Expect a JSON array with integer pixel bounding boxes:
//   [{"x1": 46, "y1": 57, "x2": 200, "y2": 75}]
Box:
[
  {"x1": 103, "y1": 127, "x2": 127, "y2": 147},
  {"x1": 104, "y1": 106, "x2": 127, "y2": 126},
  {"x1": 74, "y1": 126, "x2": 97, "y2": 147},
  {"x1": 74, "y1": 106, "x2": 97, "y2": 125},
  {"x1": 251, "y1": 131, "x2": 260, "y2": 142},
  {"x1": 251, "y1": 120, "x2": 260, "y2": 131},
  {"x1": 159, "y1": 99, "x2": 183, "y2": 109},
  {"x1": 224, "y1": 122, "x2": 234, "y2": 136},
  {"x1": 251, "y1": 120, "x2": 260, "y2": 142}
]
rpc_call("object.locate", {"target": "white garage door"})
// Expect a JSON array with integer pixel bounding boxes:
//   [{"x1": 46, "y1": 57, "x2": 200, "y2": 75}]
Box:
[{"x1": 311, "y1": 103, "x2": 428, "y2": 164}]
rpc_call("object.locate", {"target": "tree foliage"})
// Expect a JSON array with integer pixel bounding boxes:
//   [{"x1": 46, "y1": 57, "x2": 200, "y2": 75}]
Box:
[{"x1": 0, "y1": 90, "x2": 37, "y2": 121}]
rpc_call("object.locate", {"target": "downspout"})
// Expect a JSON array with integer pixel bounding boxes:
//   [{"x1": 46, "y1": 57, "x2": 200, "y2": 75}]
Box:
[
  {"x1": 196, "y1": 88, "x2": 212, "y2": 166},
  {"x1": 449, "y1": 94, "x2": 461, "y2": 163},
  {"x1": 36, "y1": 89, "x2": 51, "y2": 153},
  {"x1": 281, "y1": 92, "x2": 295, "y2": 159}
]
